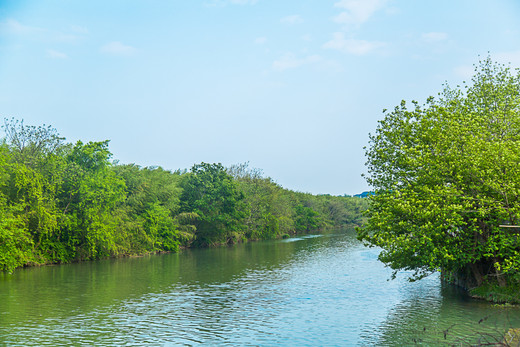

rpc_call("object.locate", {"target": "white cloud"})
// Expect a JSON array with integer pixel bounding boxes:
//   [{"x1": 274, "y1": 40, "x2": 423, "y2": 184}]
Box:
[
  {"x1": 0, "y1": 19, "x2": 44, "y2": 36},
  {"x1": 100, "y1": 41, "x2": 136, "y2": 56},
  {"x1": 0, "y1": 18, "x2": 85, "y2": 43},
  {"x1": 272, "y1": 53, "x2": 321, "y2": 71},
  {"x1": 421, "y1": 32, "x2": 448, "y2": 43},
  {"x1": 255, "y1": 37, "x2": 267, "y2": 44},
  {"x1": 333, "y1": 0, "x2": 387, "y2": 26},
  {"x1": 323, "y1": 32, "x2": 385, "y2": 55},
  {"x1": 46, "y1": 49, "x2": 68, "y2": 59},
  {"x1": 280, "y1": 15, "x2": 303, "y2": 25}
]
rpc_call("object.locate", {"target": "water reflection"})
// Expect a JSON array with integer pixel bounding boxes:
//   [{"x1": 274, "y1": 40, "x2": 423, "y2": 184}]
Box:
[
  {"x1": 368, "y1": 275, "x2": 520, "y2": 346},
  {"x1": 1, "y1": 229, "x2": 519, "y2": 346}
]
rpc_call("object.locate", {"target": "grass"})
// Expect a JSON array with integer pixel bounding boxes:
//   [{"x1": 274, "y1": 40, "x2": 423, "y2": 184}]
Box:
[{"x1": 470, "y1": 281, "x2": 520, "y2": 304}]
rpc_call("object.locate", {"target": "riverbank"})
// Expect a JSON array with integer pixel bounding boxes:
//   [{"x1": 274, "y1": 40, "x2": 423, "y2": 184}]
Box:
[
  {"x1": 442, "y1": 270, "x2": 520, "y2": 304},
  {"x1": 0, "y1": 120, "x2": 368, "y2": 273},
  {"x1": 4, "y1": 223, "x2": 363, "y2": 274},
  {"x1": 469, "y1": 282, "x2": 520, "y2": 304}
]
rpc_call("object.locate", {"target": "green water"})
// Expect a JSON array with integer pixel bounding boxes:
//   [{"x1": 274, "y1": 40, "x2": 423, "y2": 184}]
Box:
[{"x1": 1, "y1": 230, "x2": 519, "y2": 346}]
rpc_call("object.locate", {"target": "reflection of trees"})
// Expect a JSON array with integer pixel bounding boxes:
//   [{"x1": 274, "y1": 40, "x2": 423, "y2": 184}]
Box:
[
  {"x1": 0, "y1": 231, "x2": 337, "y2": 345},
  {"x1": 371, "y1": 280, "x2": 520, "y2": 345}
]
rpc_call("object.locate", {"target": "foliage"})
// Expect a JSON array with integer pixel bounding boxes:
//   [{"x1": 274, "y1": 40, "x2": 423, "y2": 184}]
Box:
[
  {"x1": 0, "y1": 123, "x2": 368, "y2": 272},
  {"x1": 0, "y1": 196, "x2": 33, "y2": 272},
  {"x1": 2, "y1": 118, "x2": 64, "y2": 167},
  {"x1": 359, "y1": 57, "x2": 520, "y2": 290},
  {"x1": 294, "y1": 204, "x2": 322, "y2": 232},
  {"x1": 180, "y1": 162, "x2": 246, "y2": 246},
  {"x1": 62, "y1": 141, "x2": 126, "y2": 259},
  {"x1": 113, "y1": 164, "x2": 184, "y2": 252},
  {"x1": 470, "y1": 281, "x2": 520, "y2": 304},
  {"x1": 228, "y1": 163, "x2": 294, "y2": 239}
]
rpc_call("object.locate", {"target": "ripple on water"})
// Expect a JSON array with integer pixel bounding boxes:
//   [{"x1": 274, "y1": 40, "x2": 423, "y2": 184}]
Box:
[{"x1": 1, "y1": 231, "x2": 520, "y2": 346}]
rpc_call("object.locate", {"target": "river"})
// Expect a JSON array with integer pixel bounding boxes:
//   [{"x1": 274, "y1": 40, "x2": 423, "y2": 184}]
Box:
[{"x1": 1, "y1": 229, "x2": 519, "y2": 346}]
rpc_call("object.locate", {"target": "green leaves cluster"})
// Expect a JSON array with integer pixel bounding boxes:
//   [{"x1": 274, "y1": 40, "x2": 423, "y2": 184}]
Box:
[
  {"x1": 228, "y1": 163, "x2": 367, "y2": 240},
  {"x1": 0, "y1": 122, "x2": 367, "y2": 272},
  {"x1": 360, "y1": 57, "x2": 520, "y2": 288},
  {"x1": 180, "y1": 162, "x2": 246, "y2": 246}
]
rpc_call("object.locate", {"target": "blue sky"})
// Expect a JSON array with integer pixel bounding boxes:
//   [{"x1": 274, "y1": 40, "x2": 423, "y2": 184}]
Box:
[{"x1": 1, "y1": 0, "x2": 520, "y2": 195}]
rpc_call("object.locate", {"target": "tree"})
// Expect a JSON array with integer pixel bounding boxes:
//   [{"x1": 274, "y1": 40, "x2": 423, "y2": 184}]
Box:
[
  {"x1": 227, "y1": 162, "x2": 294, "y2": 239},
  {"x1": 359, "y1": 57, "x2": 520, "y2": 289},
  {"x1": 113, "y1": 164, "x2": 185, "y2": 252},
  {"x1": 59, "y1": 140, "x2": 126, "y2": 259},
  {"x1": 294, "y1": 204, "x2": 322, "y2": 232},
  {"x1": 0, "y1": 118, "x2": 369, "y2": 272},
  {"x1": 0, "y1": 143, "x2": 34, "y2": 272},
  {"x1": 0, "y1": 120, "x2": 67, "y2": 264},
  {"x1": 2, "y1": 118, "x2": 64, "y2": 168},
  {"x1": 180, "y1": 162, "x2": 245, "y2": 246}
]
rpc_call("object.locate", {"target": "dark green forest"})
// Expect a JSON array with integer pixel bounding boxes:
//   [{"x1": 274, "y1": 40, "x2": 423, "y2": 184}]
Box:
[{"x1": 0, "y1": 119, "x2": 367, "y2": 272}]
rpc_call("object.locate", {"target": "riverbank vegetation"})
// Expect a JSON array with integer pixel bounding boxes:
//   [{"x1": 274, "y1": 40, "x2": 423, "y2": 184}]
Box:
[
  {"x1": 359, "y1": 57, "x2": 520, "y2": 303},
  {"x1": 0, "y1": 120, "x2": 367, "y2": 272}
]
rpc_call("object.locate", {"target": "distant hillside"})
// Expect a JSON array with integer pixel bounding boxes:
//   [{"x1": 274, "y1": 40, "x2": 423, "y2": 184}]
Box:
[{"x1": 353, "y1": 191, "x2": 374, "y2": 198}]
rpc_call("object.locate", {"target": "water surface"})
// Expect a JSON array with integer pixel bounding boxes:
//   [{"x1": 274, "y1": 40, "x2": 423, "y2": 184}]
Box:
[{"x1": 1, "y1": 230, "x2": 518, "y2": 345}]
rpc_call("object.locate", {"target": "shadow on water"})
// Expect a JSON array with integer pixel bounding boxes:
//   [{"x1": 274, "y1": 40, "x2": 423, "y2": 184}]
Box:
[{"x1": 1, "y1": 228, "x2": 519, "y2": 346}]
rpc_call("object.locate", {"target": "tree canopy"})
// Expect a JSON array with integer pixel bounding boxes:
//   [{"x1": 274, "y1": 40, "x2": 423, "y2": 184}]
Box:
[
  {"x1": 359, "y1": 57, "x2": 520, "y2": 290},
  {"x1": 0, "y1": 121, "x2": 368, "y2": 273},
  {"x1": 180, "y1": 162, "x2": 246, "y2": 246}
]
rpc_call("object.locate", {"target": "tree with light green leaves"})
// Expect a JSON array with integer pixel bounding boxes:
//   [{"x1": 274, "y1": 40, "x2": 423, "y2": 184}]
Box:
[
  {"x1": 0, "y1": 118, "x2": 369, "y2": 272},
  {"x1": 359, "y1": 57, "x2": 520, "y2": 293},
  {"x1": 180, "y1": 162, "x2": 246, "y2": 246}
]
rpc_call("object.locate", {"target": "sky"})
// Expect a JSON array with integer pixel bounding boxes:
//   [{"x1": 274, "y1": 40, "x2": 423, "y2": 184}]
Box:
[{"x1": 0, "y1": 0, "x2": 520, "y2": 195}]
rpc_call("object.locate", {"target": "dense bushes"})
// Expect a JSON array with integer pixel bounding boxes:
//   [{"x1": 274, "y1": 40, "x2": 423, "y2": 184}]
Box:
[{"x1": 0, "y1": 119, "x2": 367, "y2": 272}]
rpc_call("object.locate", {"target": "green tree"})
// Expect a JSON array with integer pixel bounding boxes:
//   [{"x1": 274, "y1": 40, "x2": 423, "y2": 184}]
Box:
[
  {"x1": 294, "y1": 204, "x2": 322, "y2": 232},
  {"x1": 0, "y1": 119, "x2": 67, "y2": 264},
  {"x1": 113, "y1": 164, "x2": 185, "y2": 252},
  {"x1": 59, "y1": 140, "x2": 126, "y2": 260},
  {"x1": 0, "y1": 142, "x2": 34, "y2": 272},
  {"x1": 2, "y1": 118, "x2": 64, "y2": 168},
  {"x1": 180, "y1": 162, "x2": 245, "y2": 246},
  {"x1": 359, "y1": 57, "x2": 520, "y2": 289},
  {"x1": 0, "y1": 118, "x2": 370, "y2": 272},
  {"x1": 228, "y1": 163, "x2": 294, "y2": 239}
]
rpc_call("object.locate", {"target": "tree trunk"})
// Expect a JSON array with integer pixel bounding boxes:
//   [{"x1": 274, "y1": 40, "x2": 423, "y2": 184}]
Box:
[
  {"x1": 470, "y1": 263, "x2": 484, "y2": 287},
  {"x1": 497, "y1": 273, "x2": 507, "y2": 287}
]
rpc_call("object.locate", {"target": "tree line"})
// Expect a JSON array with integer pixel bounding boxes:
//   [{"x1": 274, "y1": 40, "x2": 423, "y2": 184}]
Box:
[{"x1": 0, "y1": 120, "x2": 367, "y2": 272}]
